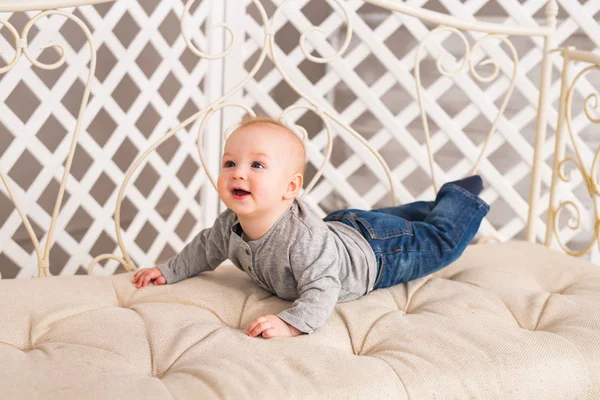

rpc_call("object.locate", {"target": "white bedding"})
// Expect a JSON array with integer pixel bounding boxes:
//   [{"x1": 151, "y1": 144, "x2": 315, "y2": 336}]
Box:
[{"x1": 1, "y1": 241, "x2": 599, "y2": 399}]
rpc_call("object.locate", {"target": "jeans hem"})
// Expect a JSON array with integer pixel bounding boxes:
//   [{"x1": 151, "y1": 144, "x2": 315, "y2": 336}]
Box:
[
  {"x1": 372, "y1": 196, "x2": 488, "y2": 255},
  {"x1": 439, "y1": 182, "x2": 490, "y2": 210}
]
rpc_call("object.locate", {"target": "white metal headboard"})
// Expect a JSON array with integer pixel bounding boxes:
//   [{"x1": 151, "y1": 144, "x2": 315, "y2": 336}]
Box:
[
  {"x1": 546, "y1": 47, "x2": 600, "y2": 257},
  {"x1": 2, "y1": 0, "x2": 597, "y2": 279}
]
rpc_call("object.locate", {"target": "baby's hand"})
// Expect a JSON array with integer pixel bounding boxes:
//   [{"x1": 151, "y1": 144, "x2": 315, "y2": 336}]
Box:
[
  {"x1": 132, "y1": 267, "x2": 166, "y2": 288},
  {"x1": 246, "y1": 314, "x2": 303, "y2": 339}
]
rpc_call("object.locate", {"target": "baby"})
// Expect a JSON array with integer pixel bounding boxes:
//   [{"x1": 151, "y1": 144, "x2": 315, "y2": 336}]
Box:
[{"x1": 132, "y1": 115, "x2": 490, "y2": 339}]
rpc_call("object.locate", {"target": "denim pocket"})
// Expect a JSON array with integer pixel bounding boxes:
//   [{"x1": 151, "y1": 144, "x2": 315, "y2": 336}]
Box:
[
  {"x1": 373, "y1": 255, "x2": 385, "y2": 289},
  {"x1": 352, "y1": 211, "x2": 413, "y2": 240}
]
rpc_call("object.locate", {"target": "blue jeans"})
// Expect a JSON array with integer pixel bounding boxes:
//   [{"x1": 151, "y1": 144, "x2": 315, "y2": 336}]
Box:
[{"x1": 323, "y1": 183, "x2": 490, "y2": 290}]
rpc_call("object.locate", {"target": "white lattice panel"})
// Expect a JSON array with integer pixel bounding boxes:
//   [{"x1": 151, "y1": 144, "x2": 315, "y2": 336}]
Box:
[
  {"x1": 222, "y1": 0, "x2": 600, "y2": 262},
  {"x1": 0, "y1": 0, "x2": 223, "y2": 278},
  {"x1": 2, "y1": 0, "x2": 600, "y2": 279}
]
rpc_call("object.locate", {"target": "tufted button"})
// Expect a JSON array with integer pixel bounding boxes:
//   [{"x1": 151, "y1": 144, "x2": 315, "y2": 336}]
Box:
[{"x1": 245, "y1": 249, "x2": 250, "y2": 255}]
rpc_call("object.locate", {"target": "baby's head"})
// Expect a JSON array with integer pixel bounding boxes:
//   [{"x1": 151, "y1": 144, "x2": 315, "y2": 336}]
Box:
[{"x1": 217, "y1": 115, "x2": 306, "y2": 220}]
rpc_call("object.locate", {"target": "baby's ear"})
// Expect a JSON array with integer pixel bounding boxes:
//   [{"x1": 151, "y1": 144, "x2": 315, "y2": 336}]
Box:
[{"x1": 283, "y1": 173, "x2": 303, "y2": 200}]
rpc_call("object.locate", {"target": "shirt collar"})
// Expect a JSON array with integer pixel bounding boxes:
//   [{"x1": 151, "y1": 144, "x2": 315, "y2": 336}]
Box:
[{"x1": 229, "y1": 200, "x2": 299, "y2": 241}]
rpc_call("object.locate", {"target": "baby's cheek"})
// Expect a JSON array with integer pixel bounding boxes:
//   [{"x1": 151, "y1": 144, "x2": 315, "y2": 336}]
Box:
[
  {"x1": 216, "y1": 176, "x2": 227, "y2": 195},
  {"x1": 258, "y1": 186, "x2": 278, "y2": 202}
]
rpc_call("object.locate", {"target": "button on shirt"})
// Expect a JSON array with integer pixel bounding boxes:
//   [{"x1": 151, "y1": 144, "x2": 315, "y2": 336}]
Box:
[{"x1": 157, "y1": 199, "x2": 377, "y2": 333}]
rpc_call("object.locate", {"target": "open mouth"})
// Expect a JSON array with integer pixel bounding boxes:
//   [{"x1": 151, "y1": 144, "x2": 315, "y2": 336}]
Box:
[{"x1": 232, "y1": 188, "x2": 251, "y2": 199}]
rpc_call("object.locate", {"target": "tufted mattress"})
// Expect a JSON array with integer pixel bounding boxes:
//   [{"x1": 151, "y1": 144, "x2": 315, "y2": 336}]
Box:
[{"x1": 1, "y1": 241, "x2": 599, "y2": 399}]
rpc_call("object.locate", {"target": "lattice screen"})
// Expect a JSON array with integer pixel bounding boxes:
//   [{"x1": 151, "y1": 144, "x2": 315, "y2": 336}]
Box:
[
  {"x1": 1, "y1": 0, "x2": 599, "y2": 279},
  {"x1": 0, "y1": 0, "x2": 224, "y2": 278},
  {"x1": 222, "y1": 0, "x2": 600, "y2": 262}
]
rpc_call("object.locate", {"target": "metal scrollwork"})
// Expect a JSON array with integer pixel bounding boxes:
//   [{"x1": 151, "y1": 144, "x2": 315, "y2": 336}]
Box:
[
  {"x1": 551, "y1": 64, "x2": 600, "y2": 257},
  {"x1": 415, "y1": 27, "x2": 518, "y2": 193},
  {"x1": 0, "y1": 10, "x2": 96, "y2": 278},
  {"x1": 88, "y1": 0, "x2": 397, "y2": 274},
  {"x1": 269, "y1": 0, "x2": 397, "y2": 203}
]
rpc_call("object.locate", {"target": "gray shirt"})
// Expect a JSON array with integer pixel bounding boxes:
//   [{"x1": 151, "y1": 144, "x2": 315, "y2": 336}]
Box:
[{"x1": 157, "y1": 199, "x2": 378, "y2": 333}]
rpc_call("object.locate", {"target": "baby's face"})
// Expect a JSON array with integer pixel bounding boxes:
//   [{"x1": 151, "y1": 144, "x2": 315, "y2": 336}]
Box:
[{"x1": 217, "y1": 123, "x2": 302, "y2": 219}]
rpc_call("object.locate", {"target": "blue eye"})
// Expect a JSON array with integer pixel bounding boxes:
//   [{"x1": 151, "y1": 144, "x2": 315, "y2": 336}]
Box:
[
  {"x1": 252, "y1": 162, "x2": 264, "y2": 169},
  {"x1": 224, "y1": 161, "x2": 235, "y2": 168}
]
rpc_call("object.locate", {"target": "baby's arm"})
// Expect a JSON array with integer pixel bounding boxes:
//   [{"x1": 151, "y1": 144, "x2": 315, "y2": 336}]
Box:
[
  {"x1": 158, "y1": 210, "x2": 235, "y2": 284},
  {"x1": 132, "y1": 209, "x2": 234, "y2": 288},
  {"x1": 247, "y1": 230, "x2": 342, "y2": 337},
  {"x1": 276, "y1": 274, "x2": 341, "y2": 334},
  {"x1": 246, "y1": 278, "x2": 340, "y2": 338}
]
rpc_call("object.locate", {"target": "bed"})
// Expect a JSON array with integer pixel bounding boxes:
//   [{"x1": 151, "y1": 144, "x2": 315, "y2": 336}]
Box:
[{"x1": 1, "y1": 0, "x2": 599, "y2": 399}]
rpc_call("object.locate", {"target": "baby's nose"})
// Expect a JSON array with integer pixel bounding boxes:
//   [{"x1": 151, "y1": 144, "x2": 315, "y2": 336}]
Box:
[{"x1": 232, "y1": 167, "x2": 246, "y2": 179}]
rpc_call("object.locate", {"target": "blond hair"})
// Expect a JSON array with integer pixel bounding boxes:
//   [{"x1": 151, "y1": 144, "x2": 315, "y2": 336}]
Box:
[
  {"x1": 235, "y1": 115, "x2": 306, "y2": 175},
  {"x1": 238, "y1": 115, "x2": 290, "y2": 131}
]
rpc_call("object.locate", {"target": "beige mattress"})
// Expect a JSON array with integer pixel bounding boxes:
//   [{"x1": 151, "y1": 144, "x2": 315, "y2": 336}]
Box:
[{"x1": 1, "y1": 241, "x2": 599, "y2": 399}]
